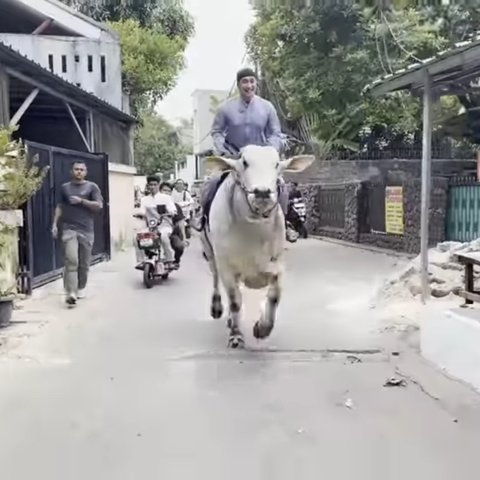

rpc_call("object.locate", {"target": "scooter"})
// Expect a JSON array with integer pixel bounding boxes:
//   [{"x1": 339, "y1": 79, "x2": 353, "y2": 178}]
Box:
[{"x1": 135, "y1": 207, "x2": 175, "y2": 289}]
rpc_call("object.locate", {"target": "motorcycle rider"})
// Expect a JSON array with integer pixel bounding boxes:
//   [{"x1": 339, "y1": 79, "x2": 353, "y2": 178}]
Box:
[
  {"x1": 135, "y1": 175, "x2": 176, "y2": 269},
  {"x1": 287, "y1": 182, "x2": 307, "y2": 238},
  {"x1": 160, "y1": 181, "x2": 186, "y2": 267},
  {"x1": 200, "y1": 67, "x2": 294, "y2": 240},
  {"x1": 172, "y1": 178, "x2": 193, "y2": 223}
]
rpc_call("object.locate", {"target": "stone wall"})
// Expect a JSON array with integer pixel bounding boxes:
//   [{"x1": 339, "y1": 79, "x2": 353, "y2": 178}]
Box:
[
  {"x1": 286, "y1": 158, "x2": 476, "y2": 185},
  {"x1": 300, "y1": 176, "x2": 449, "y2": 255}
]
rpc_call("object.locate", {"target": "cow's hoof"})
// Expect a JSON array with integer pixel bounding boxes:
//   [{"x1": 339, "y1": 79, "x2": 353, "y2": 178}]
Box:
[
  {"x1": 211, "y1": 303, "x2": 223, "y2": 319},
  {"x1": 211, "y1": 294, "x2": 223, "y2": 319},
  {"x1": 253, "y1": 321, "x2": 274, "y2": 340},
  {"x1": 228, "y1": 334, "x2": 244, "y2": 349}
]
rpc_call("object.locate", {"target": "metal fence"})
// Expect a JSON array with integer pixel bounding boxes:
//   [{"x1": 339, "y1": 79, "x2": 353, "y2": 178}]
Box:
[
  {"x1": 446, "y1": 181, "x2": 480, "y2": 243},
  {"x1": 365, "y1": 182, "x2": 386, "y2": 233},
  {"x1": 317, "y1": 185, "x2": 345, "y2": 230}
]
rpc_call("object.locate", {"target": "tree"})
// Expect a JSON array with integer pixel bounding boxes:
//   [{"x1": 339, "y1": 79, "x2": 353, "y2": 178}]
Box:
[
  {"x1": 246, "y1": 3, "x2": 480, "y2": 151},
  {"x1": 109, "y1": 19, "x2": 185, "y2": 113},
  {"x1": 61, "y1": 0, "x2": 194, "y2": 113},
  {"x1": 134, "y1": 112, "x2": 186, "y2": 176},
  {"x1": 62, "y1": 0, "x2": 194, "y2": 39}
]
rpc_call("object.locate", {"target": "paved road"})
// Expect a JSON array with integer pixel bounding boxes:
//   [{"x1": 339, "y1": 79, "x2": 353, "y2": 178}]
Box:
[{"x1": 1, "y1": 239, "x2": 480, "y2": 479}]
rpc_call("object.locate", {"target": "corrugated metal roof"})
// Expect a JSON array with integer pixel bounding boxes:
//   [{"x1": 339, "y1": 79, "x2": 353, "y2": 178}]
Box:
[
  {"x1": 363, "y1": 34, "x2": 480, "y2": 96},
  {"x1": 0, "y1": 41, "x2": 135, "y2": 123}
]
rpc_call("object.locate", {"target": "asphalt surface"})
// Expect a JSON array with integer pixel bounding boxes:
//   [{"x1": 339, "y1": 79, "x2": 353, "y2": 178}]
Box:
[{"x1": 1, "y1": 238, "x2": 480, "y2": 479}]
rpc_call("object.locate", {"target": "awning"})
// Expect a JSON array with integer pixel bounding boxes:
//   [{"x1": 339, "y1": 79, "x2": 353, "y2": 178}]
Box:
[
  {"x1": 0, "y1": 41, "x2": 135, "y2": 125},
  {"x1": 363, "y1": 36, "x2": 480, "y2": 97}
]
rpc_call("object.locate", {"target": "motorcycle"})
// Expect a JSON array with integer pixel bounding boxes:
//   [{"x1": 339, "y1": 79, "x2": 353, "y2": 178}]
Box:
[
  {"x1": 286, "y1": 197, "x2": 308, "y2": 239},
  {"x1": 135, "y1": 206, "x2": 174, "y2": 288}
]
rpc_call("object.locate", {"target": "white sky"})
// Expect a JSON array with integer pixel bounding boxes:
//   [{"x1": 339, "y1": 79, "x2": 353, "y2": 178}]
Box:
[{"x1": 156, "y1": 0, "x2": 255, "y2": 124}]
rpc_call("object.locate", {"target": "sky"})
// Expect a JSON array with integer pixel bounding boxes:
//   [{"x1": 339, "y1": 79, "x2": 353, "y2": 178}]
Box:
[{"x1": 156, "y1": 0, "x2": 255, "y2": 125}]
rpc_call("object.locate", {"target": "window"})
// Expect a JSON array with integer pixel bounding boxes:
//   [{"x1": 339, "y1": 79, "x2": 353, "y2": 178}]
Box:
[
  {"x1": 48, "y1": 54, "x2": 54, "y2": 72},
  {"x1": 87, "y1": 55, "x2": 93, "y2": 72},
  {"x1": 100, "y1": 55, "x2": 106, "y2": 83},
  {"x1": 74, "y1": 55, "x2": 80, "y2": 63},
  {"x1": 61, "y1": 55, "x2": 67, "y2": 73}
]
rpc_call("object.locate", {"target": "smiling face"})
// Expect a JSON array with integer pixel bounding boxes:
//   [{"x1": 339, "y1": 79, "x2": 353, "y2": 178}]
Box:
[{"x1": 238, "y1": 76, "x2": 257, "y2": 103}]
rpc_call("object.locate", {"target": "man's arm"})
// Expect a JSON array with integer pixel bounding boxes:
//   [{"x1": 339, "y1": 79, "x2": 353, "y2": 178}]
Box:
[
  {"x1": 211, "y1": 105, "x2": 227, "y2": 155},
  {"x1": 185, "y1": 191, "x2": 193, "y2": 206},
  {"x1": 265, "y1": 101, "x2": 283, "y2": 152},
  {"x1": 81, "y1": 184, "x2": 103, "y2": 212},
  {"x1": 166, "y1": 197, "x2": 177, "y2": 216},
  {"x1": 52, "y1": 185, "x2": 68, "y2": 237},
  {"x1": 52, "y1": 205, "x2": 62, "y2": 238}
]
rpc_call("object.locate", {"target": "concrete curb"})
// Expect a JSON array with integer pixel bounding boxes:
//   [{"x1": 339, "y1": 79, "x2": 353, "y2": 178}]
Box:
[
  {"x1": 311, "y1": 235, "x2": 414, "y2": 259},
  {"x1": 421, "y1": 307, "x2": 480, "y2": 393}
]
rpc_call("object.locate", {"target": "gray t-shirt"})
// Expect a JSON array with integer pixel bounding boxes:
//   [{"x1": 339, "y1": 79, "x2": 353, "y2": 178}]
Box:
[{"x1": 60, "y1": 181, "x2": 103, "y2": 235}]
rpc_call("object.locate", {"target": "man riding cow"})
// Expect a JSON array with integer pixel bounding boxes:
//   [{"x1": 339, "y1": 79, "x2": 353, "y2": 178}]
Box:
[{"x1": 200, "y1": 67, "x2": 295, "y2": 241}]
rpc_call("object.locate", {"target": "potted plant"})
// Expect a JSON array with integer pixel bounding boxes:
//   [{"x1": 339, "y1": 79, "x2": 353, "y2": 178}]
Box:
[{"x1": 0, "y1": 128, "x2": 47, "y2": 327}]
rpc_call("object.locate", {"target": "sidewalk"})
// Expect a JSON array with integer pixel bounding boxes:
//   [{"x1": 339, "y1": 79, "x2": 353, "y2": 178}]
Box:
[{"x1": 0, "y1": 250, "x2": 133, "y2": 358}]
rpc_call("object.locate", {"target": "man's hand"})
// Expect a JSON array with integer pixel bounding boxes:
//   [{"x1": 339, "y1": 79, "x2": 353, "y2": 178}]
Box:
[
  {"x1": 51, "y1": 225, "x2": 58, "y2": 239},
  {"x1": 70, "y1": 196, "x2": 82, "y2": 205}
]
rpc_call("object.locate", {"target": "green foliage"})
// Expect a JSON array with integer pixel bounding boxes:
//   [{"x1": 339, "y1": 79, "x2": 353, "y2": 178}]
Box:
[
  {"x1": 61, "y1": 0, "x2": 194, "y2": 114},
  {"x1": 134, "y1": 112, "x2": 186, "y2": 175},
  {"x1": 109, "y1": 19, "x2": 185, "y2": 112},
  {"x1": 60, "y1": 1, "x2": 195, "y2": 171},
  {"x1": 247, "y1": 3, "x2": 480, "y2": 149},
  {"x1": 62, "y1": 0, "x2": 194, "y2": 37},
  {"x1": 0, "y1": 128, "x2": 48, "y2": 210}
]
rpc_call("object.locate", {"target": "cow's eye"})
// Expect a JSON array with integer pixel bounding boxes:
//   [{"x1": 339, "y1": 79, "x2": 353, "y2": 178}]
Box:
[
  {"x1": 276, "y1": 162, "x2": 280, "y2": 169},
  {"x1": 243, "y1": 159, "x2": 249, "y2": 168}
]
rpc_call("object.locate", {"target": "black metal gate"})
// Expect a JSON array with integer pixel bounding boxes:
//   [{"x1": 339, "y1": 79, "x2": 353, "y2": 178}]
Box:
[{"x1": 18, "y1": 142, "x2": 111, "y2": 293}]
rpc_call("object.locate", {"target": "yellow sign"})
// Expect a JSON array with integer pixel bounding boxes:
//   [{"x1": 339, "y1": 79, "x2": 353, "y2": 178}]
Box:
[{"x1": 385, "y1": 186, "x2": 404, "y2": 235}]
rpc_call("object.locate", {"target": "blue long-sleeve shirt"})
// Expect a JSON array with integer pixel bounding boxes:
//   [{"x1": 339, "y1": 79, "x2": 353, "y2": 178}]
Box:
[{"x1": 211, "y1": 95, "x2": 283, "y2": 154}]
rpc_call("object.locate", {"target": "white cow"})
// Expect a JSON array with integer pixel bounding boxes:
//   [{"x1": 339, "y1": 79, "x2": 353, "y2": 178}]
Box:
[{"x1": 201, "y1": 145, "x2": 314, "y2": 348}]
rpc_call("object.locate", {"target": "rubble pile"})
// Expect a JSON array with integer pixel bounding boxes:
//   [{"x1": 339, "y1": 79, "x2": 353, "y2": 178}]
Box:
[{"x1": 378, "y1": 239, "x2": 480, "y2": 302}]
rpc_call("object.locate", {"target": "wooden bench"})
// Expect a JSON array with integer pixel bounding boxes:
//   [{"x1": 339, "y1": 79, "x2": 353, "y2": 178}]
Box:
[{"x1": 454, "y1": 252, "x2": 480, "y2": 305}]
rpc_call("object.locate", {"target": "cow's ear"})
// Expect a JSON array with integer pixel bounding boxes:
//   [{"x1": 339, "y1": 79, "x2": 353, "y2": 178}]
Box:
[
  {"x1": 280, "y1": 155, "x2": 315, "y2": 172},
  {"x1": 204, "y1": 156, "x2": 236, "y2": 172}
]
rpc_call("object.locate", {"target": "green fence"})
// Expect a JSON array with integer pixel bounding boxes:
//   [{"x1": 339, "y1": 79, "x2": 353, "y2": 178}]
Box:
[{"x1": 446, "y1": 184, "x2": 480, "y2": 242}]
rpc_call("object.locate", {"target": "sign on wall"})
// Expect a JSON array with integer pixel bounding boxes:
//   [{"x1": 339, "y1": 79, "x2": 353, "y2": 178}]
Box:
[{"x1": 385, "y1": 186, "x2": 404, "y2": 235}]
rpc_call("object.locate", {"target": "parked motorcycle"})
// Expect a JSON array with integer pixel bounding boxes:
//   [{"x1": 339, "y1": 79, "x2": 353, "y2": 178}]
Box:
[
  {"x1": 135, "y1": 207, "x2": 174, "y2": 289},
  {"x1": 286, "y1": 198, "x2": 308, "y2": 239}
]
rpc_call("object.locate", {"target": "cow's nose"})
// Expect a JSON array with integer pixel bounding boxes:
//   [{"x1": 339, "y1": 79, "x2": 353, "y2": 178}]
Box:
[{"x1": 253, "y1": 188, "x2": 272, "y2": 200}]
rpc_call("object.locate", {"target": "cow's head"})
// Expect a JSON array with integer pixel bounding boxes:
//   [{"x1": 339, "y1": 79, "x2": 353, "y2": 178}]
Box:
[{"x1": 205, "y1": 145, "x2": 314, "y2": 216}]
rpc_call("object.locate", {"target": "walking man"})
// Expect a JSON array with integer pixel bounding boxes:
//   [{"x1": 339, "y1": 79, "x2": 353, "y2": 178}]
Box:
[{"x1": 52, "y1": 161, "x2": 103, "y2": 307}]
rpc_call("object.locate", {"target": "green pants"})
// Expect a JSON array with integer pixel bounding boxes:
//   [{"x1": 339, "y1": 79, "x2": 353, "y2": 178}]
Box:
[{"x1": 62, "y1": 230, "x2": 93, "y2": 296}]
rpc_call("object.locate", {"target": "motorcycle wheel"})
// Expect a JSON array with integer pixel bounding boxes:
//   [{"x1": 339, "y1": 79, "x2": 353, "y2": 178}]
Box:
[{"x1": 143, "y1": 263, "x2": 155, "y2": 289}]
